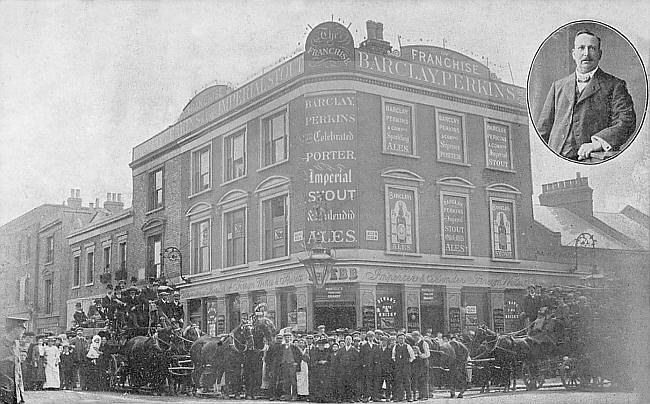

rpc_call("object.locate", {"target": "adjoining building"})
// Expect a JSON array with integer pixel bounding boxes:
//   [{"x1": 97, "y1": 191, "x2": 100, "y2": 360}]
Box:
[
  {"x1": 128, "y1": 20, "x2": 595, "y2": 337},
  {"x1": 0, "y1": 189, "x2": 98, "y2": 333},
  {"x1": 65, "y1": 194, "x2": 132, "y2": 331}
]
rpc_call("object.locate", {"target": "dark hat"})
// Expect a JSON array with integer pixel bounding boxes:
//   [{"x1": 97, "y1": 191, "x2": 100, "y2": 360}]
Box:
[
  {"x1": 106, "y1": 284, "x2": 114, "y2": 290},
  {"x1": 397, "y1": 332, "x2": 405, "y2": 338},
  {"x1": 75, "y1": 302, "x2": 82, "y2": 307},
  {"x1": 306, "y1": 334, "x2": 314, "y2": 339},
  {"x1": 5, "y1": 316, "x2": 28, "y2": 331},
  {"x1": 316, "y1": 336, "x2": 328, "y2": 344},
  {"x1": 148, "y1": 277, "x2": 156, "y2": 283},
  {"x1": 158, "y1": 285, "x2": 172, "y2": 295},
  {"x1": 317, "y1": 324, "x2": 326, "y2": 329},
  {"x1": 126, "y1": 286, "x2": 138, "y2": 294},
  {"x1": 114, "y1": 285, "x2": 123, "y2": 291},
  {"x1": 130, "y1": 276, "x2": 138, "y2": 283},
  {"x1": 75, "y1": 327, "x2": 84, "y2": 332}
]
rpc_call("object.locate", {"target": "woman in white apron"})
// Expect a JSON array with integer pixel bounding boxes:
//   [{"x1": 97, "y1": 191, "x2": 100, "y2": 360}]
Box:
[
  {"x1": 296, "y1": 338, "x2": 309, "y2": 399},
  {"x1": 43, "y1": 338, "x2": 60, "y2": 389}
]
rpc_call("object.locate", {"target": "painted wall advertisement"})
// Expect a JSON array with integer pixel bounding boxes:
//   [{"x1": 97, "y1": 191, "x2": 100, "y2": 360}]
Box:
[
  {"x1": 388, "y1": 187, "x2": 416, "y2": 253},
  {"x1": 485, "y1": 121, "x2": 512, "y2": 170},
  {"x1": 441, "y1": 193, "x2": 469, "y2": 256},
  {"x1": 448, "y1": 307, "x2": 461, "y2": 334},
  {"x1": 437, "y1": 111, "x2": 465, "y2": 163},
  {"x1": 491, "y1": 200, "x2": 515, "y2": 259},
  {"x1": 302, "y1": 92, "x2": 359, "y2": 249},
  {"x1": 383, "y1": 101, "x2": 413, "y2": 155}
]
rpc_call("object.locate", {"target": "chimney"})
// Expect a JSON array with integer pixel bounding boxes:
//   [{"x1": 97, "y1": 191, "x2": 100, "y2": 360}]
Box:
[
  {"x1": 359, "y1": 20, "x2": 392, "y2": 55},
  {"x1": 104, "y1": 192, "x2": 125, "y2": 213},
  {"x1": 539, "y1": 172, "x2": 594, "y2": 218},
  {"x1": 67, "y1": 188, "x2": 82, "y2": 209}
]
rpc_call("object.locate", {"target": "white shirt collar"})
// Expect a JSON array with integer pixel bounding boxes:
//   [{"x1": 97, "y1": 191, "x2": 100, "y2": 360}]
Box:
[{"x1": 576, "y1": 66, "x2": 599, "y2": 81}]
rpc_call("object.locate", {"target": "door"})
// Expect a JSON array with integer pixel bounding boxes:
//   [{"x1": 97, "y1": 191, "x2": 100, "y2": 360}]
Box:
[{"x1": 313, "y1": 306, "x2": 356, "y2": 331}]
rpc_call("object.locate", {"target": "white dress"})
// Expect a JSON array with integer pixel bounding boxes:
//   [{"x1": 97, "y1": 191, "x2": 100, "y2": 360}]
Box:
[
  {"x1": 296, "y1": 349, "x2": 309, "y2": 396},
  {"x1": 43, "y1": 345, "x2": 60, "y2": 389}
]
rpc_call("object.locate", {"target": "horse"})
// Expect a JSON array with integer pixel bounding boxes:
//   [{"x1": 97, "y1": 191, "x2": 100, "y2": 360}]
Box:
[
  {"x1": 428, "y1": 338, "x2": 469, "y2": 398},
  {"x1": 121, "y1": 327, "x2": 174, "y2": 393},
  {"x1": 189, "y1": 323, "x2": 250, "y2": 397},
  {"x1": 492, "y1": 334, "x2": 531, "y2": 391}
]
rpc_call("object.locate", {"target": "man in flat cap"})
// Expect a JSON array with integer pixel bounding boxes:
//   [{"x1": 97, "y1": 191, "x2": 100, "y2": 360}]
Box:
[{"x1": 1, "y1": 317, "x2": 27, "y2": 404}]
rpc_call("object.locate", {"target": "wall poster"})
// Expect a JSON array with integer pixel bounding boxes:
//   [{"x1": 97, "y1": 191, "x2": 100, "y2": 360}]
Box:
[
  {"x1": 383, "y1": 99, "x2": 414, "y2": 156},
  {"x1": 387, "y1": 186, "x2": 417, "y2": 253},
  {"x1": 484, "y1": 120, "x2": 513, "y2": 171},
  {"x1": 436, "y1": 110, "x2": 466, "y2": 164},
  {"x1": 441, "y1": 193, "x2": 470, "y2": 256},
  {"x1": 490, "y1": 199, "x2": 516, "y2": 259}
]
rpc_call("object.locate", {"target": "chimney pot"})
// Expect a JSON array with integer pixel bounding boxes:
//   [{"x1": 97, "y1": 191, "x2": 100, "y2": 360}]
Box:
[
  {"x1": 96, "y1": 198, "x2": 100, "y2": 207},
  {"x1": 106, "y1": 193, "x2": 111, "y2": 201}
]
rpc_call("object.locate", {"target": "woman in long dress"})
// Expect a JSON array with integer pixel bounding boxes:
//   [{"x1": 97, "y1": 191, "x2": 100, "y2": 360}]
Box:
[
  {"x1": 43, "y1": 338, "x2": 61, "y2": 389},
  {"x1": 30, "y1": 337, "x2": 46, "y2": 390},
  {"x1": 296, "y1": 338, "x2": 309, "y2": 399}
]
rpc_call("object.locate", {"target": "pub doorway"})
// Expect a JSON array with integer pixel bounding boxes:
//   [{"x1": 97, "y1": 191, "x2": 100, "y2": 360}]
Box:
[
  {"x1": 313, "y1": 306, "x2": 356, "y2": 331},
  {"x1": 421, "y1": 305, "x2": 444, "y2": 335}
]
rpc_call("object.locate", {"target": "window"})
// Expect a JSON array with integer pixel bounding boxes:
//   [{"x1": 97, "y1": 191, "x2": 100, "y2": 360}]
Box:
[
  {"x1": 436, "y1": 109, "x2": 468, "y2": 165},
  {"x1": 147, "y1": 234, "x2": 162, "y2": 279},
  {"x1": 385, "y1": 186, "x2": 419, "y2": 253},
  {"x1": 86, "y1": 251, "x2": 94, "y2": 285},
  {"x1": 262, "y1": 111, "x2": 287, "y2": 167},
  {"x1": 44, "y1": 279, "x2": 53, "y2": 314},
  {"x1": 118, "y1": 242, "x2": 127, "y2": 273},
  {"x1": 382, "y1": 99, "x2": 415, "y2": 157},
  {"x1": 46, "y1": 236, "x2": 54, "y2": 263},
  {"x1": 192, "y1": 146, "x2": 211, "y2": 194},
  {"x1": 262, "y1": 195, "x2": 288, "y2": 260},
  {"x1": 224, "y1": 208, "x2": 246, "y2": 267},
  {"x1": 103, "y1": 246, "x2": 111, "y2": 273},
  {"x1": 489, "y1": 198, "x2": 517, "y2": 260},
  {"x1": 149, "y1": 168, "x2": 164, "y2": 210},
  {"x1": 73, "y1": 255, "x2": 80, "y2": 287},
  {"x1": 26, "y1": 235, "x2": 31, "y2": 261},
  {"x1": 224, "y1": 129, "x2": 246, "y2": 182},
  {"x1": 484, "y1": 120, "x2": 514, "y2": 171},
  {"x1": 191, "y1": 219, "x2": 211, "y2": 274}
]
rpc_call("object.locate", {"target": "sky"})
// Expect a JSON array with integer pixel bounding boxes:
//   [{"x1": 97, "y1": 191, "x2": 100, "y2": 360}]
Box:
[{"x1": 0, "y1": 0, "x2": 648, "y2": 226}]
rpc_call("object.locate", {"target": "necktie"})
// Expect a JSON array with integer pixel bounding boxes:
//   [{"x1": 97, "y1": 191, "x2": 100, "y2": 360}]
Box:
[{"x1": 577, "y1": 75, "x2": 590, "y2": 83}]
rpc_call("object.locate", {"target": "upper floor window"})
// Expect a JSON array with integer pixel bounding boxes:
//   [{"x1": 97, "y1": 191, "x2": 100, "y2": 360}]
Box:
[
  {"x1": 103, "y1": 245, "x2": 111, "y2": 273},
  {"x1": 146, "y1": 234, "x2": 162, "y2": 279},
  {"x1": 73, "y1": 254, "x2": 80, "y2": 287},
  {"x1": 224, "y1": 207, "x2": 246, "y2": 267},
  {"x1": 262, "y1": 110, "x2": 287, "y2": 167},
  {"x1": 192, "y1": 146, "x2": 211, "y2": 194},
  {"x1": 44, "y1": 279, "x2": 53, "y2": 314},
  {"x1": 484, "y1": 120, "x2": 514, "y2": 172},
  {"x1": 86, "y1": 251, "x2": 95, "y2": 285},
  {"x1": 262, "y1": 194, "x2": 288, "y2": 260},
  {"x1": 436, "y1": 109, "x2": 469, "y2": 165},
  {"x1": 224, "y1": 129, "x2": 246, "y2": 182},
  {"x1": 382, "y1": 98, "x2": 416, "y2": 157},
  {"x1": 118, "y1": 242, "x2": 127, "y2": 273},
  {"x1": 191, "y1": 219, "x2": 211, "y2": 274},
  {"x1": 46, "y1": 236, "x2": 54, "y2": 263},
  {"x1": 149, "y1": 168, "x2": 164, "y2": 211}
]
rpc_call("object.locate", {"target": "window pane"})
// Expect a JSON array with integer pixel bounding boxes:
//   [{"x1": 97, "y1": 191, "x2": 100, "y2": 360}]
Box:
[
  {"x1": 87, "y1": 252, "x2": 94, "y2": 284},
  {"x1": 263, "y1": 196, "x2": 287, "y2": 259}
]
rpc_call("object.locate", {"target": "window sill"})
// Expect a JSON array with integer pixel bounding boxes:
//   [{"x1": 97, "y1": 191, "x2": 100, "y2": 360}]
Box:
[
  {"x1": 185, "y1": 271, "x2": 214, "y2": 280},
  {"x1": 258, "y1": 256, "x2": 291, "y2": 265},
  {"x1": 438, "y1": 160, "x2": 471, "y2": 167},
  {"x1": 44, "y1": 261, "x2": 53, "y2": 266},
  {"x1": 189, "y1": 188, "x2": 212, "y2": 199},
  {"x1": 71, "y1": 285, "x2": 80, "y2": 290},
  {"x1": 85, "y1": 283, "x2": 95, "y2": 287},
  {"x1": 257, "y1": 159, "x2": 288, "y2": 173},
  {"x1": 484, "y1": 167, "x2": 516, "y2": 174},
  {"x1": 221, "y1": 263, "x2": 249, "y2": 272},
  {"x1": 490, "y1": 257, "x2": 521, "y2": 263},
  {"x1": 384, "y1": 251, "x2": 423, "y2": 257},
  {"x1": 221, "y1": 175, "x2": 247, "y2": 187},
  {"x1": 441, "y1": 254, "x2": 475, "y2": 260},
  {"x1": 146, "y1": 207, "x2": 164, "y2": 215},
  {"x1": 381, "y1": 152, "x2": 420, "y2": 159}
]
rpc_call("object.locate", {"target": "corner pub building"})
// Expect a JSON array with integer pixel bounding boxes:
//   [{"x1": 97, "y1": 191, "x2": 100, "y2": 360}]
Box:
[{"x1": 129, "y1": 20, "x2": 582, "y2": 337}]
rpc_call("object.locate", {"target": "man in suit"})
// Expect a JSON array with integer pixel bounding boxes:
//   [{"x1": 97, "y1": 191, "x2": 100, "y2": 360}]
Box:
[
  {"x1": 359, "y1": 330, "x2": 382, "y2": 402},
  {"x1": 337, "y1": 335, "x2": 359, "y2": 403},
  {"x1": 537, "y1": 29, "x2": 636, "y2": 162}
]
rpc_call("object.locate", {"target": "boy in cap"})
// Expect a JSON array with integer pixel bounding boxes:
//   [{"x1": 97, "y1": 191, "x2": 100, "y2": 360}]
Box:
[{"x1": 73, "y1": 302, "x2": 88, "y2": 328}]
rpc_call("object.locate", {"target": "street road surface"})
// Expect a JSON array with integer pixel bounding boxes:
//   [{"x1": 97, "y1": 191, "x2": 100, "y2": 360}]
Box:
[{"x1": 22, "y1": 388, "x2": 640, "y2": 404}]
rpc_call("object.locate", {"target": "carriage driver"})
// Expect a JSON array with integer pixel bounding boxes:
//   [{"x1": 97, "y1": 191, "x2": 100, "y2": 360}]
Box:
[{"x1": 171, "y1": 291, "x2": 184, "y2": 328}]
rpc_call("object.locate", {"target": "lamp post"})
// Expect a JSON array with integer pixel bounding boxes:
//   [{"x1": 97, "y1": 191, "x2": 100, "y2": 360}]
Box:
[
  {"x1": 161, "y1": 246, "x2": 190, "y2": 283},
  {"x1": 572, "y1": 232, "x2": 596, "y2": 273}
]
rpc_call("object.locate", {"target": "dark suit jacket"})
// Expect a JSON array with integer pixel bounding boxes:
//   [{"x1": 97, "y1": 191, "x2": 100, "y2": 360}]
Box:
[
  {"x1": 536, "y1": 68, "x2": 635, "y2": 156},
  {"x1": 337, "y1": 345, "x2": 359, "y2": 375},
  {"x1": 359, "y1": 340, "x2": 381, "y2": 368}
]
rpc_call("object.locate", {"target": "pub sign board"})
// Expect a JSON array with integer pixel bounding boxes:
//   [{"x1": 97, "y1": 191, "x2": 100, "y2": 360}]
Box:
[{"x1": 305, "y1": 21, "x2": 355, "y2": 72}]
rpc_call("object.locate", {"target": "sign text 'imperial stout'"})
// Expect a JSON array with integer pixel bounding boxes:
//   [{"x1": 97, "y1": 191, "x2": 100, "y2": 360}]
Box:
[{"x1": 303, "y1": 92, "x2": 359, "y2": 248}]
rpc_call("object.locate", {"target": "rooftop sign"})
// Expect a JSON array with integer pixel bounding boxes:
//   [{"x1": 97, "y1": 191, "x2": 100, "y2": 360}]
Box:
[
  {"x1": 305, "y1": 21, "x2": 355, "y2": 71},
  {"x1": 356, "y1": 50, "x2": 525, "y2": 108},
  {"x1": 401, "y1": 45, "x2": 490, "y2": 79}
]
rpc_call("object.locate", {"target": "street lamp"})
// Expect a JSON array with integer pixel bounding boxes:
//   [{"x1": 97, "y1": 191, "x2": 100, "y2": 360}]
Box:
[
  {"x1": 572, "y1": 232, "x2": 596, "y2": 273},
  {"x1": 300, "y1": 246, "x2": 336, "y2": 289},
  {"x1": 161, "y1": 246, "x2": 190, "y2": 283}
]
